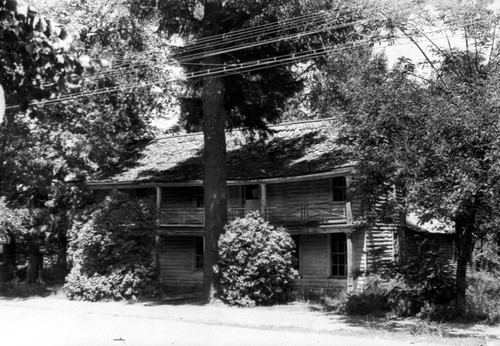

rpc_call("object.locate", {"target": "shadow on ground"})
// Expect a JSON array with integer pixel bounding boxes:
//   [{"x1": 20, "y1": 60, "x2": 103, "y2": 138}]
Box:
[
  {"x1": 145, "y1": 293, "x2": 206, "y2": 307},
  {"x1": 0, "y1": 283, "x2": 59, "y2": 299},
  {"x1": 314, "y1": 308, "x2": 498, "y2": 340}
]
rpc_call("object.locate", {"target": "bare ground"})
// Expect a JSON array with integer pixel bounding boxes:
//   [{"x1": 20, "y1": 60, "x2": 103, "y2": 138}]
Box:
[{"x1": 0, "y1": 292, "x2": 499, "y2": 346}]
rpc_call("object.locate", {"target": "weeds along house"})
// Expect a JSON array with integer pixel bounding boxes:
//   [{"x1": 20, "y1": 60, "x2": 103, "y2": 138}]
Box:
[{"x1": 87, "y1": 119, "x2": 455, "y2": 292}]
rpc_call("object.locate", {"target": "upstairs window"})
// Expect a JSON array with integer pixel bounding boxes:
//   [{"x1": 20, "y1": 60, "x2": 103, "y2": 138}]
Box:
[{"x1": 332, "y1": 177, "x2": 347, "y2": 202}]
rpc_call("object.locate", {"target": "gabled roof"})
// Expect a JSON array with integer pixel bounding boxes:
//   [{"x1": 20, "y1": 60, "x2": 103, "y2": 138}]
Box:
[{"x1": 90, "y1": 118, "x2": 352, "y2": 185}]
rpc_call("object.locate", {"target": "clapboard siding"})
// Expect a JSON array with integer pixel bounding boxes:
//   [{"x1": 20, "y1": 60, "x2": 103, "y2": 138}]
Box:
[
  {"x1": 227, "y1": 186, "x2": 241, "y2": 208},
  {"x1": 158, "y1": 236, "x2": 203, "y2": 287},
  {"x1": 159, "y1": 186, "x2": 245, "y2": 209},
  {"x1": 365, "y1": 223, "x2": 397, "y2": 270},
  {"x1": 299, "y1": 234, "x2": 329, "y2": 278},
  {"x1": 267, "y1": 179, "x2": 331, "y2": 207},
  {"x1": 161, "y1": 187, "x2": 198, "y2": 208}
]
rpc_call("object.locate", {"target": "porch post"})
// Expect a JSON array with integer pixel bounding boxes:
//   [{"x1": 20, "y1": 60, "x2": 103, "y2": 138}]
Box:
[
  {"x1": 346, "y1": 233, "x2": 354, "y2": 292},
  {"x1": 155, "y1": 187, "x2": 162, "y2": 279},
  {"x1": 156, "y1": 187, "x2": 162, "y2": 226},
  {"x1": 260, "y1": 183, "x2": 267, "y2": 220}
]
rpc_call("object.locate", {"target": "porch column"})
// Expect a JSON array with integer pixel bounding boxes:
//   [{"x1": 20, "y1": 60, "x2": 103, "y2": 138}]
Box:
[
  {"x1": 260, "y1": 183, "x2": 267, "y2": 219},
  {"x1": 346, "y1": 233, "x2": 354, "y2": 292},
  {"x1": 345, "y1": 176, "x2": 353, "y2": 224},
  {"x1": 155, "y1": 187, "x2": 162, "y2": 279},
  {"x1": 156, "y1": 187, "x2": 162, "y2": 227}
]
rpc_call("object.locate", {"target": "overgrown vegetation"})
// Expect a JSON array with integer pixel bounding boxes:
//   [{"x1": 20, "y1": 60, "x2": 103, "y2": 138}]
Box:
[
  {"x1": 465, "y1": 270, "x2": 500, "y2": 324},
  {"x1": 311, "y1": 254, "x2": 500, "y2": 324},
  {"x1": 215, "y1": 213, "x2": 298, "y2": 306},
  {"x1": 64, "y1": 192, "x2": 159, "y2": 301}
]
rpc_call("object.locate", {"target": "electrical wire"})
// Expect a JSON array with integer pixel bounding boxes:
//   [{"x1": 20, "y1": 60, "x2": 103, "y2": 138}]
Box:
[{"x1": 5, "y1": 20, "x2": 483, "y2": 110}]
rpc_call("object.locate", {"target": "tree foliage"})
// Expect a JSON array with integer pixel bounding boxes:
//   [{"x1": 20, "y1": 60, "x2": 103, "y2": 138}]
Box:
[
  {"x1": 0, "y1": 0, "x2": 167, "y2": 284},
  {"x1": 0, "y1": 0, "x2": 86, "y2": 111},
  {"x1": 311, "y1": 0, "x2": 500, "y2": 314}
]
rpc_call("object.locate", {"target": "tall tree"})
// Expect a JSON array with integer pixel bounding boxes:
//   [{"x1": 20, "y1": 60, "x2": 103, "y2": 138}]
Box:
[
  {"x1": 312, "y1": 0, "x2": 500, "y2": 314},
  {"x1": 130, "y1": 0, "x2": 361, "y2": 300},
  {"x1": 0, "y1": 0, "x2": 168, "y2": 283}
]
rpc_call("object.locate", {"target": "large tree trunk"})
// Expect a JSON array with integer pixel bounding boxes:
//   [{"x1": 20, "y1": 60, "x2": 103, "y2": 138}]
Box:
[
  {"x1": 55, "y1": 225, "x2": 68, "y2": 281},
  {"x1": 26, "y1": 242, "x2": 43, "y2": 284},
  {"x1": 454, "y1": 210, "x2": 475, "y2": 315},
  {"x1": 1, "y1": 234, "x2": 16, "y2": 281},
  {"x1": 201, "y1": 0, "x2": 227, "y2": 302}
]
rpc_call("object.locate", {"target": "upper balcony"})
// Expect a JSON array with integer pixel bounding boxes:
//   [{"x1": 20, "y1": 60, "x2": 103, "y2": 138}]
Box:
[{"x1": 158, "y1": 201, "x2": 352, "y2": 228}]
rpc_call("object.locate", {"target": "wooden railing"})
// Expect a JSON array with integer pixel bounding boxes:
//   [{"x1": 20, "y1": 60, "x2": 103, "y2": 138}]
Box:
[
  {"x1": 159, "y1": 202, "x2": 351, "y2": 227},
  {"x1": 267, "y1": 202, "x2": 350, "y2": 224},
  {"x1": 159, "y1": 209, "x2": 205, "y2": 226}
]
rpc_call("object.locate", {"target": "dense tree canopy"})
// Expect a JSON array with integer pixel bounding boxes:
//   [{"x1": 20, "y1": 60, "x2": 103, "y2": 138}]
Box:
[
  {"x1": 309, "y1": 0, "x2": 500, "y2": 313},
  {"x1": 0, "y1": 0, "x2": 167, "y2": 283}
]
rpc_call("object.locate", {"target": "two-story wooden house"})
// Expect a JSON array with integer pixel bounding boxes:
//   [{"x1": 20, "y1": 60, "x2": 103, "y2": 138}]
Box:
[{"x1": 87, "y1": 119, "x2": 454, "y2": 293}]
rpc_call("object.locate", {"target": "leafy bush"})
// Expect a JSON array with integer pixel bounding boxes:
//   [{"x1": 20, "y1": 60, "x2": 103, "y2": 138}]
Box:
[
  {"x1": 65, "y1": 264, "x2": 157, "y2": 301},
  {"x1": 345, "y1": 275, "x2": 392, "y2": 316},
  {"x1": 292, "y1": 286, "x2": 347, "y2": 312},
  {"x1": 64, "y1": 192, "x2": 159, "y2": 301},
  {"x1": 465, "y1": 270, "x2": 500, "y2": 324},
  {"x1": 215, "y1": 212, "x2": 298, "y2": 306},
  {"x1": 346, "y1": 254, "x2": 456, "y2": 319}
]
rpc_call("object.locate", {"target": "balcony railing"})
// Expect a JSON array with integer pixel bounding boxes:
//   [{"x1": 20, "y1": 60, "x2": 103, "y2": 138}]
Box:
[
  {"x1": 159, "y1": 202, "x2": 351, "y2": 227},
  {"x1": 159, "y1": 208, "x2": 205, "y2": 226}
]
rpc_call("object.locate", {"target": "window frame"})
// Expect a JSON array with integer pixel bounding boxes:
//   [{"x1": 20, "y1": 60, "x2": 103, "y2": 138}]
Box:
[
  {"x1": 330, "y1": 233, "x2": 347, "y2": 278},
  {"x1": 331, "y1": 176, "x2": 347, "y2": 202}
]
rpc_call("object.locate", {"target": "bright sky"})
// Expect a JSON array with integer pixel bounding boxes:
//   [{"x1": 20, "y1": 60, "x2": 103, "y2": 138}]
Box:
[{"x1": 382, "y1": 0, "x2": 500, "y2": 72}]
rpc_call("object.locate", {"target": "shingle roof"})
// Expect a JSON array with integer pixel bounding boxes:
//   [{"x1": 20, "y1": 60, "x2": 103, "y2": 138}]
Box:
[
  {"x1": 91, "y1": 119, "x2": 351, "y2": 184},
  {"x1": 406, "y1": 213, "x2": 454, "y2": 234}
]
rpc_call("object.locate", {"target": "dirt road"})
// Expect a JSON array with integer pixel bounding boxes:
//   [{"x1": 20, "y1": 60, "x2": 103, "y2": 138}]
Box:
[{"x1": 0, "y1": 297, "x2": 496, "y2": 346}]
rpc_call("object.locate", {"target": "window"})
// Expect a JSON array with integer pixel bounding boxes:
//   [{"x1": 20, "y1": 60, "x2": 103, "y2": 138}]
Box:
[
  {"x1": 194, "y1": 237, "x2": 204, "y2": 270},
  {"x1": 194, "y1": 187, "x2": 204, "y2": 208},
  {"x1": 332, "y1": 177, "x2": 347, "y2": 202},
  {"x1": 331, "y1": 233, "x2": 347, "y2": 277}
]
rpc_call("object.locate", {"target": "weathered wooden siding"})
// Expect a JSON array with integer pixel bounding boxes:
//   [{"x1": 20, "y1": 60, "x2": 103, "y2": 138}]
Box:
[
  {"x1": 228, "y1": 186, "x2": 241, "y2": 208},
  {"x1": 160, "y1": 186, "x2": 241, "y2": 209},
  {"x1": 364, "y1": 223, "x2": 397, "y2": 272},
  {"x1": 293, "y1": 232, "x2": 365, "y2": 290},
  {"x1": 267, "y1": 179, "x2": 331, "y2": 208},
  {"x1": 158, "y1": 235, "x2": 202, "y2": 288},
  {"x1": 161, "y1": 187, "x2": 198, "y2": 208},
  {"x1": 299, "y1": 234, "x2": 329, "y2": 279}
]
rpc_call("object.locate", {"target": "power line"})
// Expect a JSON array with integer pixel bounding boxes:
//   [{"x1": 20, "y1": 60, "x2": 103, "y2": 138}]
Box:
[
  {"x1": 86, "y1": 13, "x2": 480, "y2": 82},
  {"x1": 87, "y1": 5, "x2": 428, "y2": 81},
  {"x1": 108, "y1": 0, "x2": 417, "y2": 66},
  {"x1": 5, "y1": 19, "x2": 483, "y2": 109}
]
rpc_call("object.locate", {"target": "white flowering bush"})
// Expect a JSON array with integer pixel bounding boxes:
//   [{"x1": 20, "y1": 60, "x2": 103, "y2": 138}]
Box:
[{"x1": 216, "y1": 212, "x2": 298, "y2": 306}]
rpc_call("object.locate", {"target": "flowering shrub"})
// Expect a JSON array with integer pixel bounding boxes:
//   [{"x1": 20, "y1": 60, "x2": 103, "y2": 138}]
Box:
[
  {"x1": 64, "y1": 192, "x2": 158, "y2": 301},
  {"x1": 215, "y1": 212, "x2": 298, "y2": 306}
]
